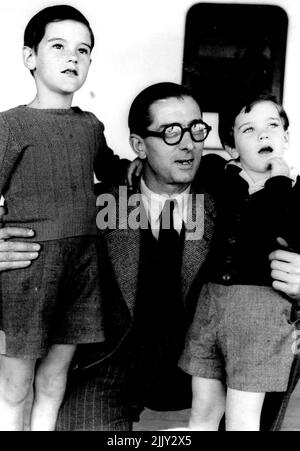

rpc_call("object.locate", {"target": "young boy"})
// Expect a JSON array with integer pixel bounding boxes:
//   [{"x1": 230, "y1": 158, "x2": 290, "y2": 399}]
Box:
[
  {"x1": 179, "y1": 92, "x2": 300, "y2": 430},
  {"x1": 0, "y1": 5, "x2": 125, "y2": 431}
]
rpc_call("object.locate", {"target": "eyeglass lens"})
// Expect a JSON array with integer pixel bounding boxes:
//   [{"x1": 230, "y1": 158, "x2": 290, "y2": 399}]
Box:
[{"x1": 164, "y1": 122, "x2": 209, "y2": 144}]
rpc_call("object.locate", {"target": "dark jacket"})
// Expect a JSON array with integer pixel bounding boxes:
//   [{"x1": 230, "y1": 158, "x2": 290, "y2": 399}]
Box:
[
  {"x1": 74, "y1": 183, "x2": 216, "y2": 370},
  {"x1": 197, "y1": 153, "x2": 300, "y2": 286}
]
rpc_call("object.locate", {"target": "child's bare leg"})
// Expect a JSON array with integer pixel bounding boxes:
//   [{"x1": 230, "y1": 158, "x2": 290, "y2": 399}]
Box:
[
  {"x1": 189, "y1": 376, "x2": 226, "y2": 430},
  {"x1": 30, "y1": 344, "x2": 76, "y2": 431},
  {"x1": 0, "y1": 355, "x2": 35, "y2": 430},
  {"x1": 226, "y1": 388, "x2": 265, "y2": 431}
]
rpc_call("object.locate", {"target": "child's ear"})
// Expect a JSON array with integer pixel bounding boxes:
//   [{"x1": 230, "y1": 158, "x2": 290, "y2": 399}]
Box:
[
  {"x1": 129, "y1": 134, "x2": 148, "y2": 159},
  {"x1": 23, "y1": 46, "x2": 36, "y2": 71},
  {"x1": 283, "y1": 130, "x2": 290, "y2": 152},
  {"x1": 224, "y1": 144, "x2": 239, "y2": 160}
]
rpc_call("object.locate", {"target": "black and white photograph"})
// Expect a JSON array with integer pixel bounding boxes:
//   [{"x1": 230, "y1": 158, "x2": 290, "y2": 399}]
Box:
[{"x1": 0, "y1": 0, "x2": 299, "y2": 434}]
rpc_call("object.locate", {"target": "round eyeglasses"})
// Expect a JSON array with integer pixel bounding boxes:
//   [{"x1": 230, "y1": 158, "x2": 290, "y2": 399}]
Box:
[{"x1": 143, "y1": 120, "x2": 212, "y2": 145}]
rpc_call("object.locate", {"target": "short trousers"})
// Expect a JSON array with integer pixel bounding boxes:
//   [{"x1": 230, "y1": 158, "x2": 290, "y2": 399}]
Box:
[
  {"x1": 178, "y1": 283, "x2": 295, "y2": 392},
  {"x1": 0, "y1": 236, "x2": 104, "y2": 359}
]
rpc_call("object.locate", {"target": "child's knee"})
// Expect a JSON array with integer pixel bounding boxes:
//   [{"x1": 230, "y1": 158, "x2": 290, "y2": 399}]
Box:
[
  {"x1": 34, "y1": 362, "x2": 69, "y2": 399},
  {"x1": 190, "y1": 377, "x2": 225, "y2": 426},
  {"x1": 189, "y1": 400, "x2": 225, "y2": 431},
  {"x1": 0, "y1": 378, "x2": 32, "y2": 405},
  {"x1": 192, "y1": 398, "x2": 224, "y2": 421},
  {"x1": 0, "y1": 359, "x2": 33, "y2": 405}
]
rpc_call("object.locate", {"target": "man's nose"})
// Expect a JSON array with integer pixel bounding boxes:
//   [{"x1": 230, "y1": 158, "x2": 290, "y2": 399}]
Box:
[{"x1": 179, "y1": 130, "x2": 195, "y2": 151}]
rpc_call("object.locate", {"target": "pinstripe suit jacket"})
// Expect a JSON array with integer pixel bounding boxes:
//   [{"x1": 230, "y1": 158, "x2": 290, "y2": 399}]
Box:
[{"x1": 74, "y1": 183, "x2": 216, "y2": 370}]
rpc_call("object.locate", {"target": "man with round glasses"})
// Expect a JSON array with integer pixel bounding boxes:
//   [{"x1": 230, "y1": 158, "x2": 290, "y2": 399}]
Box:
[
  {"x1": 0, "y1": 82, "x2": 299, "y2": 430},
  {"x1": 56, "y1": 82, "x2": 216, "y2": 430},
  {"x1": 56, "y1": 82, "x2": 300, "y2": 430},
  {"x1": 127, "y1": 83, "x2": 211, "y2": 196}
]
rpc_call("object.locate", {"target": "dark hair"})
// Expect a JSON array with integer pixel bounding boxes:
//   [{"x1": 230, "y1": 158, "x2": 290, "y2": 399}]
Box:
[
  {"x1": 24, "y1": 5, "x2": 94, "y2": 52},
  {"x1": 128, "y1": 82, "x2": 200, "y2": 136},
  {"x1": 218, "y1": 91, "x2": 289, "y2": 149}
]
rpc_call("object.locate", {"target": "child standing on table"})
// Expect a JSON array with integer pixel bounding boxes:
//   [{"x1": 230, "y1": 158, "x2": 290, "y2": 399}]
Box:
[
  {"x1": 0, "y1": 5, "x2": 126, "y2": 430},
  {"x1": 179, "y1": 92, "x2": 300, "y2": 431}
]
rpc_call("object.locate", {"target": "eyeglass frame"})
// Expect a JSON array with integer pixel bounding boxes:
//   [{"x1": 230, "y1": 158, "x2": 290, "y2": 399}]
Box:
[{"x1": 142, "y1": 120, "x2": 212, "y2": 146}]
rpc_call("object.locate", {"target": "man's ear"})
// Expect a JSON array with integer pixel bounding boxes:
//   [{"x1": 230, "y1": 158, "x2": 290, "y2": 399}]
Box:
[
  {"x1": 225, "y1": 144, "x2": 239, "y2": 159},
  {"x1": 129, "y1": 134, "x2": 147, "y2": 159},
  {"x1": 23, "y1": 46, "x2": 37, "y2": 72}
]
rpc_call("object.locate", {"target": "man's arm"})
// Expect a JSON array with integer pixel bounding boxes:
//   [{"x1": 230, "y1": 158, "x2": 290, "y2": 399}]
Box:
[
  {"x1": 266, "y1": 238, "x2": 300, "y2": 432},
  {"x1": 0, "y1": 207, "x2": 40, "y2": 271},
  {"x1": 269, "y1": 238, "x2": 300, "y2": 301}
]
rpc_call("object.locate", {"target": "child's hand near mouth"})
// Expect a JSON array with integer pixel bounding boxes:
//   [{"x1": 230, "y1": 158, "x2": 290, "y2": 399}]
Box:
[{"x1": 266, "y1": 156, "x2": 290, "y2": 178}]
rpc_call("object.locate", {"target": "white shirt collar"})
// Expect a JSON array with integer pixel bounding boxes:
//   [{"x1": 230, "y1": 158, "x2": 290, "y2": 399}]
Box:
[
  {"x1": 140, "y1": 178, "x2": 191, "y2": 239},
  {"x1": 227, "y1": 159, "x2": 297, "y2": 195}
]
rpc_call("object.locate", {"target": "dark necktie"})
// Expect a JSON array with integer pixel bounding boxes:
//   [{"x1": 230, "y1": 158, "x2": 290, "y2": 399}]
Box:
[
  {"x1": 132, "y1": 198, "x2": 186, "y2": 392},
  {"x1": 158, "y1": 199, "x2": 180, "y2": 250},
  {"x1": 157, "y1": 199, "x2": 185, "y2": 335}
]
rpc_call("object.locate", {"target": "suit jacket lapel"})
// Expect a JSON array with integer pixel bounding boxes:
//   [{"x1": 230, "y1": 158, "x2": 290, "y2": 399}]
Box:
[
  {"x1": 102, "y1": 186, "x2": 145, "y2": 316},
  {"x1": 105, "y1": 226, "x2": 140, "y2": 316},
  {"x1": 102, "y1": 186, "x2": 215, "y2": 314}
]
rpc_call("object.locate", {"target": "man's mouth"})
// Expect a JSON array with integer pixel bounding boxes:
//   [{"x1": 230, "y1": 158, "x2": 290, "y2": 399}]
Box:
[
  {"x1": 175, "y1": 159, "x2": 194, "y2": 166},
  {"x1": 258, "y1": 146, "x2": 273, "y2": 155},
  {"x1": 61, "y1": 69, "x2": 78, "y2": 76}
]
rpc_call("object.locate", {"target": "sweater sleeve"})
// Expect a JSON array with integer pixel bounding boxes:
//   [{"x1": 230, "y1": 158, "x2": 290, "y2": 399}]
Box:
[
  {"x1": 0, "y1": 115, "x2": 22, "y2": 196},
  {"x1": 92, "y1": 115, "x2": 130, "y2": 191},
  {"x1": 0, "y1": 116, "x2": 10, "y2": 169},
  {"x1": 285, "y1": 176, "x2": 300, "y2": 252}
]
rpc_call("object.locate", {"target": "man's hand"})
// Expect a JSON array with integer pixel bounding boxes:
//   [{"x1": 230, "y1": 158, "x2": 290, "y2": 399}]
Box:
[
  {"x1": 269, "y1": 237, "x2": 300, "y2": 301},
  {"x1": 0, "y1": 207, "x2": 40, "y2": 271},
  {"x1": 127, "y1": 157, "x2": 143, "y2": 189}
]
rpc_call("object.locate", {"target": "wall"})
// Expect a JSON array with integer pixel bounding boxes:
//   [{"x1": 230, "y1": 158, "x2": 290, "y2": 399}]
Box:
[{"x1": 0, "y1": 0, "x2": 299, "y2": 165}]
